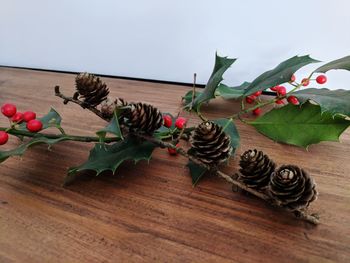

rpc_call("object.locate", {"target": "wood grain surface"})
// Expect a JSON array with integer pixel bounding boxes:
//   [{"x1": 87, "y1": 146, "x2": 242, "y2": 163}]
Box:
[{"x1": 0, "y1": 68, "x2": 349, "y2": 263}]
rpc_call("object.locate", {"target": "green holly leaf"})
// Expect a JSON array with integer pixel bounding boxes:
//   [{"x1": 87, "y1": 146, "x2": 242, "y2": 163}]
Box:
[
  {"x1": 294, "y1": 88, "x2": 350, "y2": 116},
  {"x1": 182, "y1": 90, "x2": 202, "y2": 105},
  {"x1": 216, "y1": 82, "x2": 250, "y2": 100},
  {"x1": 65, "y1": 136, "x2": 157, "y2": 185},
  {"x1": 250, "y1": 102, "x2": 350, "y2": 148},
  {"x1": 187, "y1": 161, "x2": 208, "y2": 186},
  {"x1": 186, "y1": 53, "x2": 236, "y2": 111},
  {"x1": 0, "y1": 136, "x2": 69, "y2": 163},
  {"x1": 212, "y1": 118, "x2": 240, "y2": 154},
  {"x1": 18, "y1": 108, "x2": 62, "y2": 131},
  {"x1": 96, "y1": 110, "x2": 123, "y2": 140},
  {"x1": 315, "y1": 55, "x2": 350, "y2": 73},
  {"x1": 244, "y1": 55, "x2": 320, "y2": 96}
]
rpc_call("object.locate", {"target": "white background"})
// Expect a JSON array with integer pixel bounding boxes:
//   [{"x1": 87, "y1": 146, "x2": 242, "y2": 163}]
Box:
[{"x1": 1, "y1": 0, "x2": 350, "y2": 90}]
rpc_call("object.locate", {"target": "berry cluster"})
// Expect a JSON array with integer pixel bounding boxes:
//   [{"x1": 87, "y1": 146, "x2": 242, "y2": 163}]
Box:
[
  {"x1": 162, "y1": 115, "x2": 187, "y2": 155},
  {"x1": 0, "y1": 103, "x2": 43, "y2": 145}
]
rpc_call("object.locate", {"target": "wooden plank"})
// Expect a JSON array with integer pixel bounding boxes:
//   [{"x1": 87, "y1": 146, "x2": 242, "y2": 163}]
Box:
[{"x1": 0, "y1": 67, "x2": 349, "y2": 263}]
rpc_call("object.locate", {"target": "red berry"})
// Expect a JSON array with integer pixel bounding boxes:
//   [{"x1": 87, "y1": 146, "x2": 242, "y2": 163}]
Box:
[
  {"x1": 1, "y1": 103, "x2": 17, "y2": 118},
  {"x1": 275, "y1": 99, "x2": 285, "y2": 105},
  {"x1": 167, "y1": 144, "x2": 179, "y2": 155},
  {"x1": 252, "y1": 108, "x2": 262, "y2": 116},
  {"x1": 277, "y1": 86, "x2": 287, "y2": 96},
  {"x1": 302, "y1": 78, "x2": 310, "y2": 86},
  {"x1": 0, "y1": 131, "x2": 9, "y2": 145},
  {"x1": 252, "y1": 91, "x2": 262, "y2": 97},
  {"x1": 11, "y1": 112, "x2": 24, "y2": 123},
  {"x1": 175, "y1": 117, "x2": 187, "y2": 129},
  {"x1": 316, "y1": 75, "x2": 327, "y2": 84},
  {"x1": 287, "y1": 96, "x2": 299, "y2": 105},
  {"x1": 26, "y1": 119, "x2": 43, "y2": 132},
  {"x1": 163, "y1": 115, "x2": 172, "y2": 128},
  {"x1": 290, "y1": 74, "x2": 296, "y2": 82},
  {"x1": 23, "y1": 111, "x2": 36, "y2": 122},
  {"x1": 270, "y1": 86, "x2": 278, "y2": 91},
  {"x1": 245, "y1": 95, "x2": 256, "y2": 104}
]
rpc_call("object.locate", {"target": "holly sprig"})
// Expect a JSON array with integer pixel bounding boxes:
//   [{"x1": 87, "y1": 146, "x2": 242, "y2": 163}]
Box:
[{"x1": 1, "y1": 53, "x2": 350, "y2": 226}]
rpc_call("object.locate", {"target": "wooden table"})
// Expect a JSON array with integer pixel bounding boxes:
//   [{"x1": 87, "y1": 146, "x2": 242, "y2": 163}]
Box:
[{"x1": 0, "y1": 68, "x2": 349, "y2": 263}]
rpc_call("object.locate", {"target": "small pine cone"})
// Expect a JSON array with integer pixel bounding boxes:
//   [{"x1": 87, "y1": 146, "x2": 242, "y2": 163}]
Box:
[
  {"x1": 100, "y1": 98, "x2": 128, "y2": 119},
  {"x1": 268, "y1": 165, "x2": 318, "y2": 211},
  {"x1": 189, "y1": 121, "x2": 232, "y2": 166},
  {"x1": 125, "y1": 102, "x2": 163, "y2": 134},
  {"x1": 75, "y1": 72, "x2": 109, "y2": 107},
  {"x1": 239, "y1": 149, "x2": 276, "y2": 190}
]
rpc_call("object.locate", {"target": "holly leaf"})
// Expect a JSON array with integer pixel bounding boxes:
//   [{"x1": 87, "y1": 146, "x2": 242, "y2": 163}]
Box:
[
  {"x1": 212, "y1": 118, "x2": 240, "y2": 153},
  {"x1": 250, "y1": 102, "x2": 350, "y2": 148},
  {"x1": 294, "y1": 88, "x2": 350, "y2": 116},
  {"x1": 182, "y1": 90, "x2": 202, "y2": 105},
  {"x1": 315, "y1": 55, "x2": 350, "y2": 73},
  {"x1": 0, "y1": 136, "x2": 69, "y2": 163},
  {"x1": 96, "y1": 110, "x2": 123, "y2": 140},
  {"x1": 187, "y1": 161, "x2": 208, "y2": 186},
  {"x1": 243, "y1": 55, "x2": 320, "y2": 96},
  {"x1": 18, "y1": 108, "x2": 62, "y2": 131},
  {"x1": 216, "y1": 82, "x2": 250, "y2": 100},
  {"x1": 65, "y1": 136, "x2": 157, "y2": 185},
  {"x1": 186, "y1": 53, "x2": 236, "y2": 111}
]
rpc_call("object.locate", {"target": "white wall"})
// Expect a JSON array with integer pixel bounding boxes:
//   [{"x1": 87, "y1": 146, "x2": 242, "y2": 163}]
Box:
[{"x1": 1, "y1": 0, "x2": 350, "y2": 90}]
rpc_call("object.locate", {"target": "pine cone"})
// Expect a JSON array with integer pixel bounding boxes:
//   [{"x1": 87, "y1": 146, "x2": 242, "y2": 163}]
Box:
[
  {"x1": 75, "y1": 72, "x2": 109, "y2": 107},
  {"x1": 238, "y1": 149, "x2": 276, "y2": 190},
  {"x1": 124, "y1": 102, "x2": 163, "y2": 134},
  {"x1": 100, "y1": 98, "x2": 128, "y2": 119},
  {"x1": 268, "y1": 165, "x2": 317, "y2": 211},
  {"x1": 189, "y1": 121, "x2": 232, "y2": 166}
]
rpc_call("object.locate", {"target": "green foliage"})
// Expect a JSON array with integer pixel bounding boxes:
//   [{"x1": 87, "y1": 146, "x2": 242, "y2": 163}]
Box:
[
  {"x1": 315, "y1": 55, "x2": 350, "y2": 73},
  {"x1": 216, "y1": 83, "x2": 249, "y2": 100},
  {"x1": 65, "y1": 136, "x2": 157, "y2": 185},
  {"x1": 185, "y1": 53, "x2": 236, "y2": 111},
  {"x1": 182, "y1": 90, "x2": 202, "y2": 105},
  {"x1": 250, "y1": 102, "x2": 350, "y2": 148},
  {"x1": 0, "y1": 136, "x2": 69, "y2": 163},
  {"x1": 243, "y1": 55, "x2": 320, "y2": 96},
  {"x1": 212, "y1": 118, "x2": 240, "y2": 153},
  {"x1": 187, "y1": 161, "x2": 207, "y2": 186},
  {"x1": 18, "y1": 108, "x2": 62, "y2": 131},
  {"x1": 97, "y1": 110, "x2": 123, "y2": 140},
  {"x1": 294, "y1": 88, "x2": 350, "y2": 116}
]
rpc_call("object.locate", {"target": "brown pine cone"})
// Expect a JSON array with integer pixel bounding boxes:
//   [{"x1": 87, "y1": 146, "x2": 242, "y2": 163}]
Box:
[
  {"x1": 75, "y1": 72, "x2": 109, "y2": 107},
  {"x1": 100, "y1": 98, "x2": 129, "y2": 119},
  {"x1": 124, "y1": 102, "x2": 163, "y2": 134},
  {"x1": 268, "y1": 165, "x2": 318, "y2": 211},
  {"x1": 189, "y1": 121, "x2": 232, "y2": 166},
  {"x1": 238, "y1": 149, "x2": 276, "y2": 190}
]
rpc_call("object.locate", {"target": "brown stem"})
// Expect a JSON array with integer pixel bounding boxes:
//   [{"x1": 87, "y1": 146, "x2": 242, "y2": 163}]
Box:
[{"x1": 55, "y1": 86, "x2": 319, "y2": 225}]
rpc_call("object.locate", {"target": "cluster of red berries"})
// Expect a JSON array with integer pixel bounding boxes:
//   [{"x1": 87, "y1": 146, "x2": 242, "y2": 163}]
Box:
[
  {"x1": 0, "y1": 103, "x2": 43, "y2": 145},
  {"x1": 163, "y1": 115, "x2": 187, "y2": 155}
]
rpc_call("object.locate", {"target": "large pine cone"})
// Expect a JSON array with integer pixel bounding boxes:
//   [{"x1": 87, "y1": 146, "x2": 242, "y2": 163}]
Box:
[
  {"x1": 189, "y1": 121, "x2": 232, "y2": 166},
  {"x1": 75, "y1": 72, "x2": 109, "y2": 107},
  {"x1": 101, "y1": 98, "x2": 129, "y2": 119},
  {"x1": 124, "y1": 102, "x2": 163, "y2": 134},
  {"x1": 268, "y1": 165, "x2": 317, "y2": 211},
  {"x1": 239, "y1": 149, "x2": 276, "y2": 190}
]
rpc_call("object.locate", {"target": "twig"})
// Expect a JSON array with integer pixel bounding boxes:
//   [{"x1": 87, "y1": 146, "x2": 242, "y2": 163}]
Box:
[
  {"x1": 54, "y1": 86, "x2": 319, "y2": 225},
  {"x1": 189, "y1": 73, "x2": 197, "y2": 111}
]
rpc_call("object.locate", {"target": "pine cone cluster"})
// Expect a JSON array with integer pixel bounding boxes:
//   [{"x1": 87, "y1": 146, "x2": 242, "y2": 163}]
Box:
[
  {"x1": 238, "y1": 149, "x2": 276, "y2": 190},
  {"x1": 124, "y1": 102, "x2": 163, "y2": 134},
  {"x1": 268, "y1": 165, "x2": 318, "y2": 211},
  {"x1": 75, "y1": 72, "x2": 109, "y2": 107},
  {"x1": 238, "y1": 149, "x2": 318, "y2": 210},
  {"x1": 189, "y1": 121, "x2": 232, "y2": 166}
]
